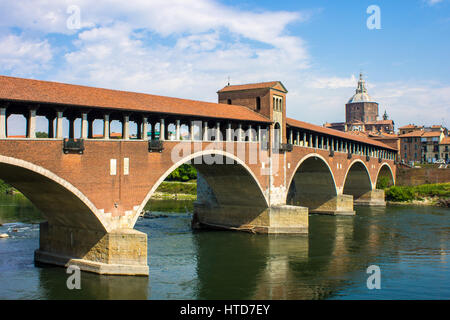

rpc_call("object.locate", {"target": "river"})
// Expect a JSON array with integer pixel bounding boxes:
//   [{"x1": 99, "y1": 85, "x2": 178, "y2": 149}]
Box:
[{"x1": 0, "y1": 193, "x2": 448, "y2": 299}]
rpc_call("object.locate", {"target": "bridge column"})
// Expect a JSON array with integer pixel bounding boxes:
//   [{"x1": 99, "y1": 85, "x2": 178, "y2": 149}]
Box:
[
  {"x1": 103, "y1": 114, "x2": 110, "y2": 139},
  {"x1": 303, "y1": 132, "x2": 306, "y2": 146},
  {"x1": 81, "y1": 112, "x2": 88, "y2": 139},
  {"x1": 68, "y1": 116, "x2": 75, "y2": 139},
  {"x1": 87, "y1": 117, "x2": 94, "y2": 139},
  {"x1": 190, "y1": 120, "x2": 195, "y2": 141},
  {"x1": 159, "y1": 118, "x2": 165, "y2": 141},
  {"x1": 142, "y1": 116, "x2": 148, "y2": 140},
  {"x1": 226, "y1": 123, "x2": 232, "y2": 141},
  {"x1": 238, "y1": 124, "x2": 243, "y2": 142},
  {"x1": 175, "y1": 120, "x2": 181, "y2": 140},
  {"x1": 46, "y1": 114, "x2": 55, "y2": 138},
  {"x1": 27, "y1": 108, "x2": 37, "y2": 139},
  {"x1": 203, "y1": 121, "x2": 208, "y2": 141},
  {"x1": 123, "y1": 115, "x2": 130, "y2": 140},
  {"x1": 216, "y1": 122, "x2": 220, "y2": 141},
  {"x1": 55, "y1": 111, "x2": 63, "y2": 139},
  {"x1": 0, "y1": 107, "x2": 7, "y2": 139}
]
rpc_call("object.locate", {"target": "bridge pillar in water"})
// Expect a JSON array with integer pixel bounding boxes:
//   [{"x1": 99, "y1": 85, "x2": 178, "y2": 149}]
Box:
[
  {"x1": 193, "y1": 170, "x2": 308, "y2": 234},
  {"x1": 304, "y1": 193, "x2": 355, "y2": 216},
  {"x1": 35, "y1": 223, "x2": 148, "y2": 276},
  {"x1": 353, "y1": 189, "x2": 386, "y2": 206},
  {"x1": 287, "y1": 156, "x2": 355, "y2": 216},
  {"x1": 0, "y1": 156, "x2": 149, "y2": 276}
]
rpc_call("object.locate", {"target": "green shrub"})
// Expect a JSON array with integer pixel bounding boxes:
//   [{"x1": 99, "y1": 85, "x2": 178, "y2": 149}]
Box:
[
  {"x1": 385, "y1": 186, "x2": 414, "y2": 202},
  {"x1": 385, "y1": 183, "x2": 450, "y2": 202},
  {"x1": 376, "y1": 175, "x2": 392, "y2": 189},
  {"x1": 167, "y1": 164, "x2": 197, "y2": 182}
]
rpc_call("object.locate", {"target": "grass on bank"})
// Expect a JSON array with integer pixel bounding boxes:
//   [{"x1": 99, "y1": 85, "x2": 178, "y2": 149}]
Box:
[
  {"x1": 384, "y1": 183, "x2": 450, "y2": 202},
  {"x1": 156, "y1": 181, "x2": 197, "y2": 195}
]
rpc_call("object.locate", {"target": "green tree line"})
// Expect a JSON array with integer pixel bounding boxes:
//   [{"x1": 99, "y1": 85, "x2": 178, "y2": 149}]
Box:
[{"x1": 166, "y1": 164, "x2": 197, "y2": 182}]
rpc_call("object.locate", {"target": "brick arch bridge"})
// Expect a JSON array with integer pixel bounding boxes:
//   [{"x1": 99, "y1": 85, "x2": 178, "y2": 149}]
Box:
[{"x1": 0, "y1": 76, "x2": 396, "y2": 275}]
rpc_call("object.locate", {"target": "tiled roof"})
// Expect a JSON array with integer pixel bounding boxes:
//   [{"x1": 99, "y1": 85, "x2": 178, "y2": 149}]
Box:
[
  {"x1": 399, "y1": 130, "x2": 424, "y2": 138},
  {"x1": 287, "y1": 118, "x2": 397, "y2": 150},
  {"x1": 0, "y1": 75, "x2": 271, "y2": 123},
  {"x1": 365, "y1": 120, "x2": 394, "y2": 125},
  {"x1": 421, "y1": 131, "x2": 442, "y2": 137},
  {"x1": 398, "y1": 124, "x2": 418, "y2": 129},
  {"x1": 370, "y1": 133, "x2": 399, "y2": 140},
  {"x1": 218, "y1": 81, "x2": 287, "y2": 93}
]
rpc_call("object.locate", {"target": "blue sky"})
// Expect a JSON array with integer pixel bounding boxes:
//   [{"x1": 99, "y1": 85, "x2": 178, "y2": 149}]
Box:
[{"x1": 0, "y1": 0, "x2": 449, "y2": 135}]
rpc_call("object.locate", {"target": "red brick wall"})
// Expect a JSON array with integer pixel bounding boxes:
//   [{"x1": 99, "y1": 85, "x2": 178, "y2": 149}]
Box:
[
  {"x1": 0, "y1": 139, "x2": 396, "y2": 221},
  {"x1": 396, "y1": 167, "x2": 450, "y2": 186}
]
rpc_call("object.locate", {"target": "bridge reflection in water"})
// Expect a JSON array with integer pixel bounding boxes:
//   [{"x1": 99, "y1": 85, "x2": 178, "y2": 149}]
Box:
[{"x1": 28, "y1": 203, "x2": 449, "y2": 300}]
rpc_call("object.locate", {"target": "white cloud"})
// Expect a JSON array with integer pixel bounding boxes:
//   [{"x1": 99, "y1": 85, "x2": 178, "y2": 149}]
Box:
[
  {"x1": 373, "y1": 83, "x2": 450, "y2": 128},
  {"x1": 0, "y1": 0, "x2": 448, "y2": 131},
  {"x1": 0, "y1": 34, "x2": 52, "y2": 76}
]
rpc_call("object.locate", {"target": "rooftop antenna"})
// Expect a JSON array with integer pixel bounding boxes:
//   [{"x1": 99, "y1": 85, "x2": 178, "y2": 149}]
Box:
[{"x1": 227, "y1": 76, "x2": 230, "y2": 86}]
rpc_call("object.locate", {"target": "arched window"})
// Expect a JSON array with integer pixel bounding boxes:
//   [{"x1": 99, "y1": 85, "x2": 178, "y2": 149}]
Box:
[
  {"x1": 256, "y1": 97, "x2": 261, "y2": 111},
  {"x1": 274, "y1": 122, "x2": 282, "y2": 146}
]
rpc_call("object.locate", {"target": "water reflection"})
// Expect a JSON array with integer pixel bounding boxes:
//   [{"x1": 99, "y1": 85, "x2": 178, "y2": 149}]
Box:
[
  {"x1": 37, "y1": 267, "x2": 149, "y2": 300},
  {"x1": 0, "y1": 193, "x2": 43, "y2": 224},
  {"x1": 0, "y1": 195, "x2": 449, "y2": 300}
]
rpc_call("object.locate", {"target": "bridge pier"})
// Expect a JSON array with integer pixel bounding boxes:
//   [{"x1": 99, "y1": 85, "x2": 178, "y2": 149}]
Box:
[
  {"x1": 353, "y1": 189, "x2": 386, "y2": 206},
  {"x1": 307, "y1": 194, "x2": 355, "y2": 216},
  {"x1": 35, "y1": 223, "x2": 149, "y2": 276},
  {"x1": 193, "y1": 203, "x2": 308, "y2": 234}
]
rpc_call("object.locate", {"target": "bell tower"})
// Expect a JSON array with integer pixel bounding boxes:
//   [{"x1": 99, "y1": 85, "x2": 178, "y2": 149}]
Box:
[{"x1": 217, "y1": 81, "x2": 288, "y2": 143}]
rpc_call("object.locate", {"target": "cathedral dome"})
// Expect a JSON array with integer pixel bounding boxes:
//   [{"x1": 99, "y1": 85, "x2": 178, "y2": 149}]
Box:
[{"x1": 347, "y1": 73, "x2": 376, "y2": 104}]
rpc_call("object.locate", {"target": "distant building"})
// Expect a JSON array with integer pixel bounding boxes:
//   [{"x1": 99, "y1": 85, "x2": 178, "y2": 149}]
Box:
[
  {"x1": 325, "y1": 73, "x2": 395, "y2": 134},
  {"x1": 398, "y1": 124, "x2": 423, "y2": 135},
  {"x1": 399, "y1": 130, "x2": 424, "y2": 164},
  {"x1": 398, "y1": 126, "x2": 447, "y2": 164},
  {"x1": 421, "y1": 129, "x2": 446, "y2": 163},
  {"x1": 440, "y1": 137, "x2": 450, "y2": 163}
]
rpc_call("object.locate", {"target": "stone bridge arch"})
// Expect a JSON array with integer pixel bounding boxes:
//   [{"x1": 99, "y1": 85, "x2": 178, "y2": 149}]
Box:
[
  {"x1": 0, "y1": 155, "x2": 107, "y2": 231},
  {"x1": 286, "y1": 154, "x2": 353, "y2": 215},
  {"x1": 132, "y1": 149, "x2": 269, "y2": 229},
  {"x1": 375, "y1": 163, "x2": 395, "y2": 188},
  {"x1": 343, "y1": 159, "x2": 373, "y2": 201},
  {"x1": 343, "y1": 159, "x2": 386, "y2": 206}
]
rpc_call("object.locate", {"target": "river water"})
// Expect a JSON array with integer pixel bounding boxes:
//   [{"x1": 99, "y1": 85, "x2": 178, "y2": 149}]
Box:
[{"x1": 0, "y1": 193, "x2": 448, "y2": 300}]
